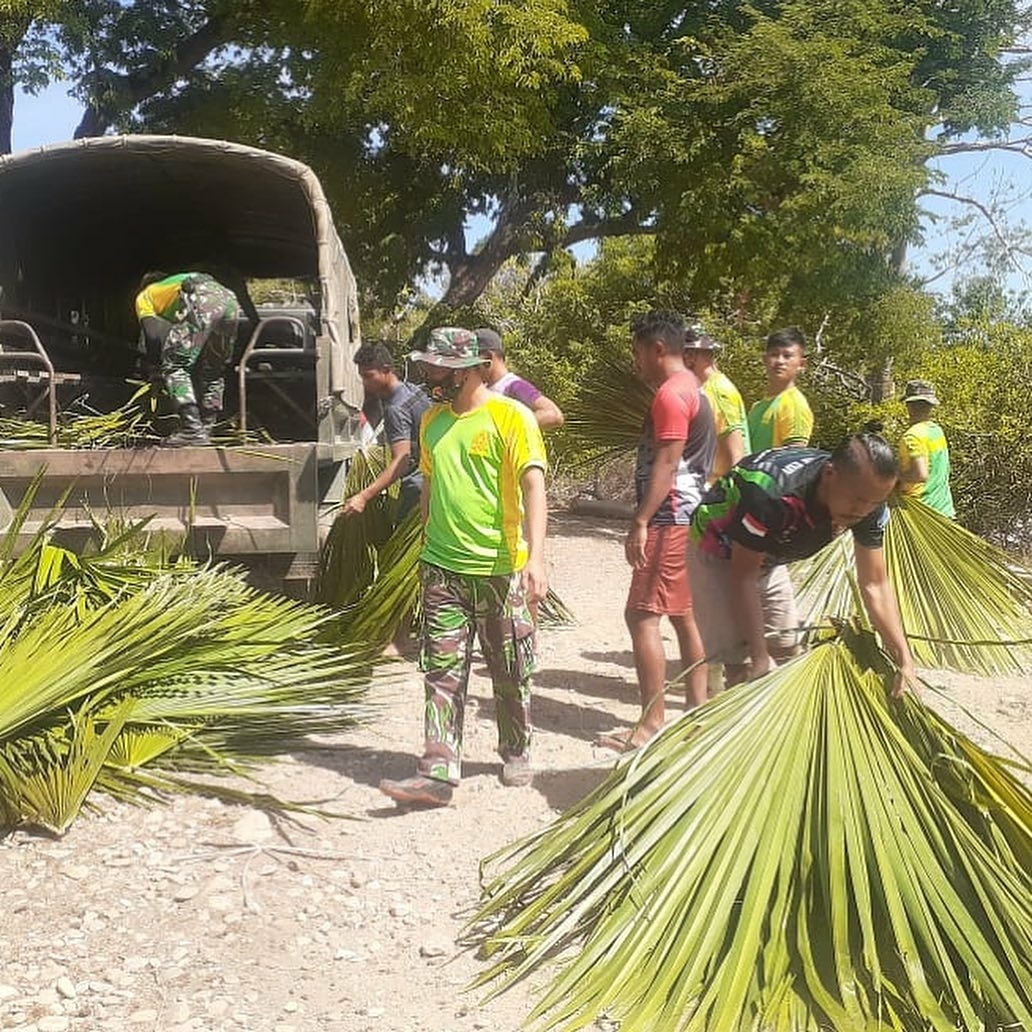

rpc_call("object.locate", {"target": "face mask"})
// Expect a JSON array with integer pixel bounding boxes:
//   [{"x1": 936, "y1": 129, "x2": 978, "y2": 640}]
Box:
[{"x1": 429, "y1": 370, "x2": 463, "y2": 403}]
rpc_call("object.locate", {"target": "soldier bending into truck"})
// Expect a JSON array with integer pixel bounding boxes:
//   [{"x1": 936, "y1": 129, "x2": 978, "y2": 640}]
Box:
[{"x1": 135, "y1": 271, "x2": 241, "y2": 446}]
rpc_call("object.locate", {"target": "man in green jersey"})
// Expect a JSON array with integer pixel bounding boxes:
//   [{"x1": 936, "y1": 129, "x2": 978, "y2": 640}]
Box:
[
  {"x1": 379, "y1": 328, "x2": 548, "y2": 808},
  {"x1": 683, "y1": 325, "x2": 750, "y2": 482},
  {"x1": 898, "y1": 379, "x2": 956, "y2": 518},
  {"x1": 748, "y1": 327, "x2": 813, "y2": 452}
]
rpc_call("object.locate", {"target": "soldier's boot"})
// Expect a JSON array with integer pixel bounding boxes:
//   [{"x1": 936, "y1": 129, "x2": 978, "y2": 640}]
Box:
[{"x1": 162, "y1": 403, "x2": 211, "y2": 447}]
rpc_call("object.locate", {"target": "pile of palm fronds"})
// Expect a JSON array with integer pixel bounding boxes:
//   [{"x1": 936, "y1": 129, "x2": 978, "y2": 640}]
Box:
[
  {"x1": 316, "y1": 446, "x2": 575, "y2": 650},
  {"x1": 465, "y1": 621, "x2": 1032, "y2": 1031},
  {"x1": 0, "y1": 476, "x2": 376, "y2": 834},
  {"x1": 793, "y1": 495, "x2": 1032, "y2": 673},
  {"x1": 0, "y1": 384, "x2": 162, "y2": 449}
]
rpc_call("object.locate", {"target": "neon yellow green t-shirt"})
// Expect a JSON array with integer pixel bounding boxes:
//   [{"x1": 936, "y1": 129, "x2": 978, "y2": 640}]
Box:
[
  {"x1": 419, "y1": 395, "x2": 547, "y2": 576},
  {"x1": 702, "y1": 371, "x2": 750, "y2": 478},
  {"x1": 899, "y1": 420, "x2": 955, "y2": 518},
  {"x1": 748, "y1": 385, "x2": 814, "y2": 452}
]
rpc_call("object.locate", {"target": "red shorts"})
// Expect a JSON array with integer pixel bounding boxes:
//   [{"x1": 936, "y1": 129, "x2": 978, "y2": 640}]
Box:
[{"x1": 626, "y1": 524, "x2": 691, "y2": 615}]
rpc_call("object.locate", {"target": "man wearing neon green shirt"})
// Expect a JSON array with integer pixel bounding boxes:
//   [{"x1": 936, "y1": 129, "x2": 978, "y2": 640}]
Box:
[
  {"x1": 898, "y1": 379, "x2": 956, "y2": 518},
  {"x1": 379, "y1": 327, "x2": 548, "y2": 808},
  {"x1": 748, "y1": 327, "x2": 813, "y2": 451}
]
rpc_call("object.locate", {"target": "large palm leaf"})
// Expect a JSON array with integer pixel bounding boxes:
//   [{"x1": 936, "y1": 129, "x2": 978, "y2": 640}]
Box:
[
  {"x1": 465, "y1": 622, "x2": 1032, "y2": 1032},
  {"x1": 792, "y1": 495, "x2": 1032, "y2": 674},
  {"x1": 0, "y1": 483, "x2": 379, "y2": 834}
]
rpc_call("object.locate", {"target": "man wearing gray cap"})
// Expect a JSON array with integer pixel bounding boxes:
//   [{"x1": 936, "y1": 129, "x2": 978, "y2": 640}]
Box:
[
  {"x1": 379, "y1": 327, "x2": 548, "y2": 807},
  {"x1": 898, "y1": 379, "x2": 956, "y2": 518}
]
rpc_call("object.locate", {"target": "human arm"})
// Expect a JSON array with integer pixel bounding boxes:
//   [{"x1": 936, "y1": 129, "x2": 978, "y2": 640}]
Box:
[
  {"x1": 520, "y1": 465, "x2": 548, "y2": 604},
  {"x1": 854, "y1": 543, "x2": 917, "y2": 696},
  {"x1": 626, "y1": 438, "x2": 685, "y2": 568},
  {"x1": 342, "y1": 439, "x2": 412, "y2": 516},
  {"x1": 712, "y1": 426, "x2": 747, "y2": 480},
  {"x1": 729, "y1": 542, "x2": 775, "y2": 679},
  {"x1": 531, "y1": 394, "x2": 565, "y2": 430},
  {"x1": 898, "y1": 432, "x2": 929, "y2": 486}
]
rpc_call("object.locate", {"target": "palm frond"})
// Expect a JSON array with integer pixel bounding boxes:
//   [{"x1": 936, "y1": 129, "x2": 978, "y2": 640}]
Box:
[
  {"x1": 465, "y1": 622, "x2": 1032, "y2": 1031},
  {"x1": 0, "y1": 483, "x2": 378, "y2": 834},
  {"x1": 563, "y1": 356, "x2": 650, "y2": 468},
  {"x1": 792, "y1": 495, "x2": 1032, "y2": 674}
]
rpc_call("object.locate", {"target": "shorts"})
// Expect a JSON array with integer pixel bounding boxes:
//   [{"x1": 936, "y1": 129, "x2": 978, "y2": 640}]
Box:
[
  {"x1": 626, "y1": 525, "x2": 691, "y2": 616},
  {"x1": 687, "y1": 542, "x2": 800, "y2": 664}
]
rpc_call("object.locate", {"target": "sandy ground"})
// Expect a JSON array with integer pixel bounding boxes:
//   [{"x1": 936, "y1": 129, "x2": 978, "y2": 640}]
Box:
[{"x1": 0, "y1": 512, "x2": 1028, "y2": 1032}]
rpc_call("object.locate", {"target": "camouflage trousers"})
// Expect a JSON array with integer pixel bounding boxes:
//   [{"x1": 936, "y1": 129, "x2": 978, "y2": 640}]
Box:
[
  {"x1": 417, "y1": 562, "x2": 536, "y2": 785},
  {"x1": 162, "y1": 278, "x2": 240, "y2": 411}
]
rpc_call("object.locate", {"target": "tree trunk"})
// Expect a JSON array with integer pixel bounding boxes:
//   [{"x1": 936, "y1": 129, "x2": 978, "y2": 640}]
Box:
[{"x1": 0, "y1": 46, "x2": 14, "y2": 155}]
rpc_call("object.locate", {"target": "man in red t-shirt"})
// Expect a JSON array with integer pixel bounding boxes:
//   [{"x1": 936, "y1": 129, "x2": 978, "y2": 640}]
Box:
[{"x1": 597, "y1": 311, "x2": 716, "y2": 752}]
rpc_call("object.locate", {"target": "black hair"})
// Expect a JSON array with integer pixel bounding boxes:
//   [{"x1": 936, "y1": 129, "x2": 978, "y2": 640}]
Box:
[
  {"x1": 631, "y1": 310, "x2": 686, "y2": 349},
  {"x1": 831, "y1": 421, "x2": 898, "y2": 479},
  {"x1": 138, "y1": 270, "x2": 169, "y2": 291},
  {"x1": 353, "y1": 342, "x2": 395, "y2": 371},
  {"x1": 765, "y1": 326, "x2": 807, "y2": 354}
]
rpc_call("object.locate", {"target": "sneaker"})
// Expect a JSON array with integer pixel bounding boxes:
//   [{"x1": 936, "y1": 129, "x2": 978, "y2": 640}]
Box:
[
  {"x1": 379, "y1": 775, "x2": 453, "y2": 807},
  {"x1": 500, "y1": 753, "x2": 533, "y2": 788}
]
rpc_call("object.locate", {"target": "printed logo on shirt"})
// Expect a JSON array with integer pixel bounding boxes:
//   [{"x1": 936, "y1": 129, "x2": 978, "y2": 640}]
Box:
[
  {"x1": 742, "y1": 513, "x2": 767, "y2": 537},
  {"x1": 469, "y1": 430, "x2": 491, "y2": 457}
]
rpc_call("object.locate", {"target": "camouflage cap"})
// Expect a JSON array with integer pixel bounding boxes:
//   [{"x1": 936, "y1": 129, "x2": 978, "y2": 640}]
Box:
[
  {"x1": 901, "y1": 379, "x2": 939, "y2": 406},
  {"x1": 683, "y1": 323, "x2": 722, "y2": 351},
  {"x1": 410, "y1": 327, "x2": 487, "y2": 369}
]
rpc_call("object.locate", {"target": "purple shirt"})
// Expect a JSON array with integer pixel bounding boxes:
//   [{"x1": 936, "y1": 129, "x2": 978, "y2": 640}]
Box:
[{"x1": 490, "y1": 371, "x2": 542, "y2": 409}]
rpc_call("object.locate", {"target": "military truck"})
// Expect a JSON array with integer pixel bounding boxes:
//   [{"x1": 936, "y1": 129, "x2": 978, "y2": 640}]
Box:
[{"x1": 0, "y1": 135, "x2": 366, "y2": 594}]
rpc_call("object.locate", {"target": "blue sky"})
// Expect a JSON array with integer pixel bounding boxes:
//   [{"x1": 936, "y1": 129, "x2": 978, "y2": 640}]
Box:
[{"x1": 14, "y1": 80, "x2": 1032, "y2": 304}]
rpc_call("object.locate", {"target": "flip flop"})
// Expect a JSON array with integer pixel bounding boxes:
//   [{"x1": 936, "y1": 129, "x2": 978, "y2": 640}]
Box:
[{"x1": 594, "y1": 729, "x2": 643, "y2": 753}]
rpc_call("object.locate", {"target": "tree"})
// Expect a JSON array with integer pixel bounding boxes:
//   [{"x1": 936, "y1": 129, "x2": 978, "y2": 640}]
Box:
[{"x1": 4, "y1": 0, "x2": 1028, "y2": 346}]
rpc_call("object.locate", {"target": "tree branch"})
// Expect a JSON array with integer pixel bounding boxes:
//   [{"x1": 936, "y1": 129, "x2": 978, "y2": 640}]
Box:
[
  {"x1": 936, "y1": 136, "x2": 1032, "y2": 158},
  {"x1": 558, "y1": 211, "x2": 651, "y2": 247},
  {"x1": 74, "y1": 13, "x2": 232, "y2": 138},
  {"x1": 919, "y1": 187, "x2": 1032, "y2": 268}
]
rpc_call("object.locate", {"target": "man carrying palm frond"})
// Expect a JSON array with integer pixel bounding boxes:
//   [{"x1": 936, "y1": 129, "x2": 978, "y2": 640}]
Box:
[
  {"x1": 379, "y1": 328, "x2": 548, "y2": 808},
  {"x1": 690, "y1": 425, "x2": 918, "y2": 694}
]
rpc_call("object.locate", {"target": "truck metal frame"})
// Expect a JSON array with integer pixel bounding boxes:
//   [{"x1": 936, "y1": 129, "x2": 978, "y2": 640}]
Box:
[{"x1": 0, "y1": 135, "x2": 365, "y2": 593}]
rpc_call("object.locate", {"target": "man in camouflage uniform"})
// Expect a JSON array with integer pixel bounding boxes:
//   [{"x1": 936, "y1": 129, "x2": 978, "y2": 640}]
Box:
[
  {"x1": 136, "y1": 271, "x2": 241, "y2": 446},
  {"x1": 380, "y1": 327, "x2": 549, "y2": 808}
]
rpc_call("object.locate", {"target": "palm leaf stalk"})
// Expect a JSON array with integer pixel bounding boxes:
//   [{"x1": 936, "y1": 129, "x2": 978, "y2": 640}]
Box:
[
  {"x1": 317, "y1": 446, "x2": 575, "y2": 641},
  {"x1": 0, "y1": 487, "x2": 379, "y2": 834},
  {"x1": 792, "y1": 495, "x2": 1032, "y2": 674},
  {"x1": 465, "y1": 621, "x2": 1032, "y2": 1032}
]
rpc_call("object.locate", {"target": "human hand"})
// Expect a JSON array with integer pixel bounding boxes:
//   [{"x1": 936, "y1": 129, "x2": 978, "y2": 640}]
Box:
[
  {"x1": 624, "y1": 520, "x2": 648, "y2": 569},
  {"x1": 522, "y1": 557, "x2": 548, "y2": 605},
  {"x1": 892, "y1": 660, "x2": 918, "y2": 698},
  {"x1": 342, "y1": 492, "x2": 368, "y2": 517}
]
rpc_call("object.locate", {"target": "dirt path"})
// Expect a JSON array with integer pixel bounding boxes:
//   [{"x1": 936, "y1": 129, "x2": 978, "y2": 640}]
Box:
[{"x1": 0, "y1": 513, "x2": 1028, "y2": 1032}]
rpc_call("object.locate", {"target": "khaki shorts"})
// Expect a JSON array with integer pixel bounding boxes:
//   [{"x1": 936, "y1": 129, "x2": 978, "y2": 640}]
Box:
[{"x1": 687, "y1": 543, "x2": 800, "y2": 665}]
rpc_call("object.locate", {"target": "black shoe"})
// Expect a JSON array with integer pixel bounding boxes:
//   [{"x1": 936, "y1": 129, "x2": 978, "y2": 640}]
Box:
[{"x1": 162, "y1": 403, "x2": 211, "y2": 447}]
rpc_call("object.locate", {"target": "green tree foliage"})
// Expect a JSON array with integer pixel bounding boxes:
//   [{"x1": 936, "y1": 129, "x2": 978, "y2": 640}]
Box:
[
  {"x1": 4, "y1": 0, "x2": 1026, "y2": 330},
  {"x1": 908, "y1": 320, "x2": 1032, "y2": 547}
]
